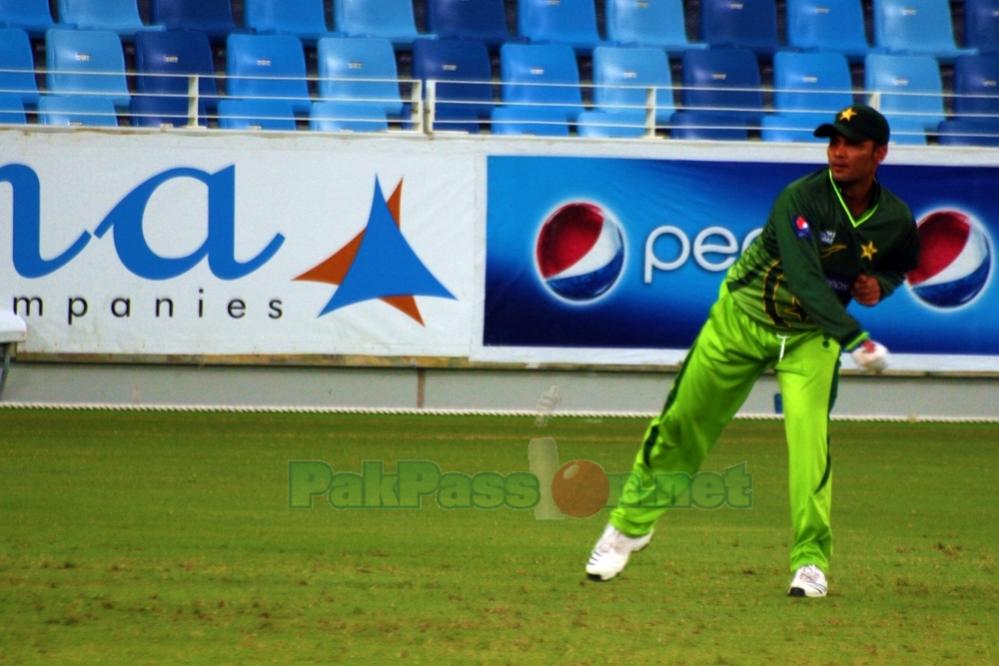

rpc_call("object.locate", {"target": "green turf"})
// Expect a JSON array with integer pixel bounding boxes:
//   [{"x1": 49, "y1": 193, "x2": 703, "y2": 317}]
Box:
[{"x1": 0, "y1": 409, "x2": 996, "y2": 664}]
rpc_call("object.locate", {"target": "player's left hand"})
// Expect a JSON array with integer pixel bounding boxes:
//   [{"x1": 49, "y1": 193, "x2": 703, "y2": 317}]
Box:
[
  {"x1": 852, "y1": 273, "x2": 881, "y2": 306},
  {"x1": 851, "y1": 339, "x2": 890, "y2": 373}
]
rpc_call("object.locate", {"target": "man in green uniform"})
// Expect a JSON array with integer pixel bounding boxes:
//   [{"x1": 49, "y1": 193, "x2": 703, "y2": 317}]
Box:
[{"x1": 586, "y1": 105, "x2": 920, "y2": 597}]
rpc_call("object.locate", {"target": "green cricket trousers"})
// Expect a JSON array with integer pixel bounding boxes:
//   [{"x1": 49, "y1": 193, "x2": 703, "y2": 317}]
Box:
[{"x1": 609, "y1": 286, "x2": 840, "y2": 572}]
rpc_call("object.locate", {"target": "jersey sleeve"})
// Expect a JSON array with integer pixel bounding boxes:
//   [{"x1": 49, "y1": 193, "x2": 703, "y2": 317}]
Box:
[
  {"x1": 771, "y1": 188, "x2": 866, "y2": 346},
  {"x1": 873, "y1": 215, "x2": 921, "y2": 299}
]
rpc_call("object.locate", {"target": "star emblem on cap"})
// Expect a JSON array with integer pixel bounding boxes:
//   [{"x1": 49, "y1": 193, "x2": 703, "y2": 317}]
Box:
[
  {"x1": 860, "y1": 240, "x2": 878, "y2": 260},
  {"x1": 839, "y1": 107, "x2": 857, "y2": 122}
]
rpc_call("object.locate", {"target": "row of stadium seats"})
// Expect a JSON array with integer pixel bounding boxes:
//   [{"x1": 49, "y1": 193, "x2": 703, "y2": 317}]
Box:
[
  {"x1": 0, "y1": 0, "x2": 995, "y2": 57},
  {"x1": 1, "y1": 25, "x2": 996, "y2": 144}
]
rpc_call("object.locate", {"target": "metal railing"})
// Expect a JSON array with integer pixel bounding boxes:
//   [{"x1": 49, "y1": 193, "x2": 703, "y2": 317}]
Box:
[{"x1": 1, "y1": 67, "x2": 998, "y2": 145}]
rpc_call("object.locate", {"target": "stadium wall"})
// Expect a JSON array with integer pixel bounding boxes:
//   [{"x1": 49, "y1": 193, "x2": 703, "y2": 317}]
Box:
[{"x1": 2, "y1": 128, "x2": 998, "y2": 417}]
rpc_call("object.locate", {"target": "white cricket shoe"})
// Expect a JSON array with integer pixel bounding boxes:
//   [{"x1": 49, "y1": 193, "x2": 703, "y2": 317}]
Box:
[
  {"x1": 585, "y1": 524, "x2": 653, "y2": 581},
  {"x1": 787, "y1": 564, "x2": 828, "y2": 597}
]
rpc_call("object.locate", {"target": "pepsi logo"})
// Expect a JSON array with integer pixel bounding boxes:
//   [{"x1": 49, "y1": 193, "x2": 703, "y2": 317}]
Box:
[
  {"x1": 535, "y1": 202, "x2": 626, "y2": 303},
  {"x1": 907, "y1": 209, "x2": 993, "y2": 309}
]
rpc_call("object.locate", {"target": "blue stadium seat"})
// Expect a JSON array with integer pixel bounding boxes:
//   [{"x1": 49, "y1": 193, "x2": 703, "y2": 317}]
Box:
[
  {"x1": 150, "y1": 0, "x2": 235, "y2": 40},
  {"x1": 245, "y1": 0, "x2": 335, "y2": 44},
  {"x1": 38, "y1": 94, "x2": 119, "y2": 126},
  {"x1": 605, "y1": 0, "x2": 707, "y2": 54},
  {"x1": 592, "y1": 46, "x2": 675, "y2": 126},
  {"x1": 135, "y1": 30, "x2": 218, "y2": 103},
  {"x1": 766, "y1": 51, "x2": 852, "y2": 142},
  {"x1": 0, "y1": 93, "x2": 26, "y2": 124},
  {"x1": 873, "y1": 0, "x2": 976, "y2": 60},
  {"x1": 701, "y1": 0, "x2": 780, "y2": 55},
  {"x1": 499, "y1": 42, "x2": 583, "y2": 121},
  {"x1": 884, "y1": 116, "x2": 928, "y2": 143},
  {"x1": 490, "y1": 106, "x2": 570, "y2": 136},
  {"x1": 937, "y1": 118, "x2": 999, "y2": 145},
  {"x1": 965, "y1": 0, "x2": 999, "y2": 54},
  {"x1": 953, "y1": 55, "x2": 999, "y2": 117},
  {"x1": 412, "y1": 38, "x2": 493, "y2": 133},
  {"x1": 785, "y1": 0, "x2": 872, "y2": 61},
  {"x1": 309, "y1": 101, "x2": 389, "y2": 131},
  {"x1": 0, "y1": 0, "x2": 54, "y2": 37},
  {"x1": 428, "y1": 0, "x2": 509, "y2": 46},
  {"x1": 135, "y1": 30, "x2": 218, "y2": 112},
  {"x1": 334, "y1": 0, "x2": 428, "y2": 47},
  {"x1": 937, "y1": 55, "x2": 999, "y2": 144},
  {"x1": 576, "y1": 109, "x2": 647, "y2": 137},
  {"x1": 760, "y1": 113, "x2": 827, "y2": 141},
  {"x1": 0, "y1": 28, "x2": 40, "y2": 107},
  {"x1": 865, "y1": 54, "x2": 945, "y2": 133},
  {"x1": 226, "y1": 33, "x2": 310, "y2": 114},
  {"x1": 678, "y1": 48, "x2": 763, "y2": 135},
  {"x1": 317, "y1": 37, "x2": 404, "y2": 117},
  {"x1": 772, "y1": 51, "x2": 853, "y2": 117},
  {"x1": 45, "y1": 28, "x2": 131, "y2": 109},
  {"x1": 518, "y1": 0, "x2": 602, "y2": 51},
  {"x1": 57, "y1": 0, "x2": 161, "y2": 37},
  {"x1": 217, "y1": 99, "x2": 297, "y2": 130},
  {"x1": 670, "y1": 111, "x2": 750, "y2": 139}
]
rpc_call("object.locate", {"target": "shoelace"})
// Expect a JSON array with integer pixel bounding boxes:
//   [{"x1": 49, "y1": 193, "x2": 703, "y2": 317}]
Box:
[
  {"x1": 592, "y1": 531, "x2": 616, "y2": 555},
  {"x1": 595, "y1": 530, "x2": 632, "y2": 556},
  {"x1": 607, "y1": 533, "x2": 629, "y2": 554},
  {"x1": 798, "y1": 566, "x2": 825, "y2": 586}
]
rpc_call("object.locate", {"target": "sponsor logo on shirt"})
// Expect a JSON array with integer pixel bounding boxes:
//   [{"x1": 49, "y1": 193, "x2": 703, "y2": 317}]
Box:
[
  {"x1": 825, "y1": 276, "x2": 852, "y2": 294},
  {"x1": 793, "y1": 215, "x2": 812, "y2": 239}
]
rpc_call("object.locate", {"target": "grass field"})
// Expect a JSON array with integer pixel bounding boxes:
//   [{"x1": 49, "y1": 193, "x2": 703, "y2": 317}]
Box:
[{"x1": 0, "y1": 409, "x2": 996, "y2": 664}]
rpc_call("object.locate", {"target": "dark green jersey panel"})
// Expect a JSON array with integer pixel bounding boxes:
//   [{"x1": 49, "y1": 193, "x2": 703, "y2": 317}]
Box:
[{"x1": 726, "y1": 168, "x2": 920, "y2": 345}]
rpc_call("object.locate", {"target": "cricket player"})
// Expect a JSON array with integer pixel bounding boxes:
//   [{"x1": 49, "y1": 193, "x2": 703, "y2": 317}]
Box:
[{"x1": 586, "y1": 105, "x2": 921, "y2": 597}]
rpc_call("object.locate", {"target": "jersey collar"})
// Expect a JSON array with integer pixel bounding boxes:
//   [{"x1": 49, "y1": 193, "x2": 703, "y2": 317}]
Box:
[{"x1": 828, "y1": 169, "x2": 880, "y2": 228}]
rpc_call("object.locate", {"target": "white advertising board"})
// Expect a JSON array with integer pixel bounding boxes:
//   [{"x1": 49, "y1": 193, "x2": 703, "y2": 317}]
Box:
[{"x1": 1, "y1": 131, "x2": 476, "y2": 356}]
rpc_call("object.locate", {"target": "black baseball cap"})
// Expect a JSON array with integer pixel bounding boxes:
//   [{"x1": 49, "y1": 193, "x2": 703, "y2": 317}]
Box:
[{"x1": 814, "y1": 105, "x2": 890, "y2": 144}]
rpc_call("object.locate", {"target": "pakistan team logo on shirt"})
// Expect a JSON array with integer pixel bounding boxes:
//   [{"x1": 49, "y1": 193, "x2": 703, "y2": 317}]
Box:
[{"x1": 793, "y1": 215, "x2": 811, "y2": 239}]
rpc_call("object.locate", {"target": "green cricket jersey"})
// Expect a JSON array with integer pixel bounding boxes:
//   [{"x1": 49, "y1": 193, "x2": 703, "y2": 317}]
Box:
[{"x1": 725, "y1": 167, "x2": 920, "y2": 348}]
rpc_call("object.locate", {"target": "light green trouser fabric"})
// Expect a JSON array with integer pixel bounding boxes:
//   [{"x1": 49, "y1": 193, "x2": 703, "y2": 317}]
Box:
[{"x1": 609, "y1": 288, "x2": 840, "y2": 572}]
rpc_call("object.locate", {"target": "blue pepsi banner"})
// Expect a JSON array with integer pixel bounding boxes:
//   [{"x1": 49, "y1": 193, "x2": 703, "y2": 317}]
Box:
[{"x1": 483, "y1": 156, "x2": 998, "y2": 370}]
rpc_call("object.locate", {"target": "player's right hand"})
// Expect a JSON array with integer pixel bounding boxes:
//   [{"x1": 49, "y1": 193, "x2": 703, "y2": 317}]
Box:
[
  {"x1": 851, "y1": 339, "x2": 889, "y2": 373},
  {"x1": 851, "y1": 273, "x2": 881, "y2": 306}
]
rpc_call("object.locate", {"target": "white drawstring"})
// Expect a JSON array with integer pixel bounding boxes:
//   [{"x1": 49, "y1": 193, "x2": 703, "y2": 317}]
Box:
[{"x1": 777, "y1": 334, "x2": 790, "y2": 362}]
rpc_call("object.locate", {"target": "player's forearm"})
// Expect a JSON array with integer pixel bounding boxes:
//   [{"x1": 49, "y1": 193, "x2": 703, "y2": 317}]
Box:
[
  {"x1": 793, "y1": 284, "x2": 866, "y2": 346},
  {"x1": 871, "y1": 231, "x2": 920, "y2": 300},
  {"x1": 872, "y1": 270, "x2": 905, "y2": 300}
]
